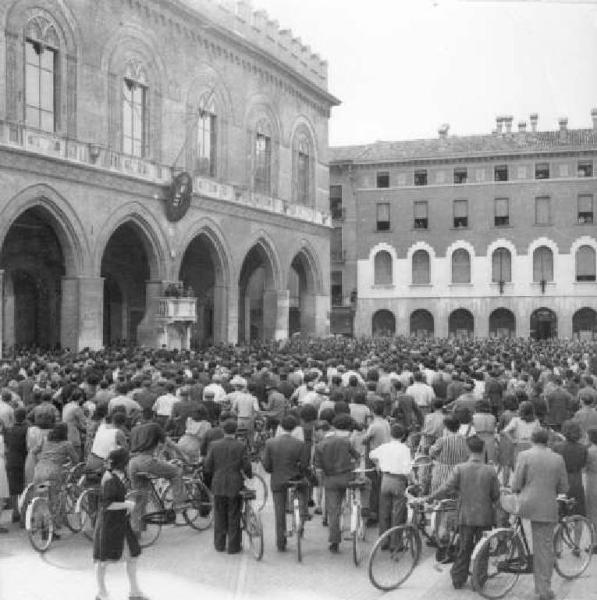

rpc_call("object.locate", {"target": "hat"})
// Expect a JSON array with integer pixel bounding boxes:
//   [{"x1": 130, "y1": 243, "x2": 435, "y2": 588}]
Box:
[
  {"x1": 230, "y1": 375, "x2": 247, "y2": 388},
  {"x1": 314, "y1": 382, "x2": 329, "y2": 395}
]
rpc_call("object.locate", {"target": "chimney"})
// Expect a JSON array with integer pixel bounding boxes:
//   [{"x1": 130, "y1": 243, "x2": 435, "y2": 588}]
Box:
[
  {"x1": 591, "y1": 108, "x2": 597, "y2": 132},
  {"x1": 504, "y1": 116, "x2": 513, "y2": 134},
  {"x1": 530, "y1": 113, "x2": 538, "y2": 133},
  {"x1": 438, "y1": 123, "x2": 450, "y2": 139},
  {"x1": 496, "y1": 116, "x2": 504, "y2": 134},
  {"x1": 518, "y1": 121, "x2": 527, "y2": 133}
]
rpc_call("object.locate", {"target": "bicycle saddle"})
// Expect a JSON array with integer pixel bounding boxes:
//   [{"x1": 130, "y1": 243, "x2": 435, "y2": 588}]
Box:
[
  {"x1": 240, "y1": 489, "x2": 257, "y2": 500},
  {"x1": 347, "y1": 479, "x2": 368, "y2": 489}
]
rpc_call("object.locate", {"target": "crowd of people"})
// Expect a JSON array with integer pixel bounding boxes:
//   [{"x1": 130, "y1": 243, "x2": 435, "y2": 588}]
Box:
[{"x1": 0, "y1": 335, "x2": 596, "y2": 600}]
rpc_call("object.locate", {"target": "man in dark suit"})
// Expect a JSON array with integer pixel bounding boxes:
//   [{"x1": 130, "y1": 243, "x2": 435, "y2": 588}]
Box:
[
  {"x1": 204, "y1": 418, "x2": 252, "y2": 554},
  {"x1": 512, "y1": 428, "x2": 568, "y2": 600},
  {"x1": 427, "y1": 435, "x2": 500, "y2": 589},
  {"x1": 263, "y1": 415, "x2": 307, "y2": 551}
]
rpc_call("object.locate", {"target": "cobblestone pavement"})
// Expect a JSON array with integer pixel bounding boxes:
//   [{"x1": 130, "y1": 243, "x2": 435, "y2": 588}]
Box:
[{"x1": 1, "y1": 476, "x2": 595, "y2": 600}]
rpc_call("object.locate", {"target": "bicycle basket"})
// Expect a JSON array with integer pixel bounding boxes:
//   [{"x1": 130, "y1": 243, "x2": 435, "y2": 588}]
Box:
[
  {"x1": 500, "y1": 490, "x2": 520, "y2": 515},
  {"x1": 142, "y1": 509, "x2": 176, "y2": 525}
]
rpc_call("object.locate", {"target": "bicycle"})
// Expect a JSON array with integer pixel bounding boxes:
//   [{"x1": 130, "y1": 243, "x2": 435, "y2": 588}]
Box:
[
  {"x1": 25, "y1": 475, "x2": 82, "y2": 552},
  {"x1": 470, "y1": 494, "x2": 594, "y2": 599},
  {"x1": 240, "y1": 487, "x2": 264, "y2": 561},
  {"x1": 340, "y1": 468, "x2": 374, "y2": 566},
  {"x1": 286, "y1": 477, "x2": 307, "y2": 562},
  {"x1": 75, "y1": 468, "x2": 104, "y2": 540},
  {"x1": 367, "y1": 484, "x2": 460, "y2": 591},
  {"x1": 243, "y1": 471, "x2": 268, "y2": 511}
]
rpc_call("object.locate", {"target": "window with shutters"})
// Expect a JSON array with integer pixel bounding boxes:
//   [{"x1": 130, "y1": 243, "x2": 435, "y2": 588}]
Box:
[
  {"x1": 535, "y1": 197, "x2": 551, "y2": 225},
  {"x1": 254, "y1": 121, "x2": 272, "y2": 194},
  {"x1": 296, "y1": 140, "x2": 310, "y2": 205},
  {"x1": 331, "y1": 227, "x2": 344, "y2": 263},
  {"x1": 412, "y1": 250, "x2": 430, "y2": 284},
  {"x1": 454, "y1": 167, "x2": 468, "y2": 184},
  {"x1": 577, "y1": 161, "x2": 593, "y2": 177},
  {"x1": 494, "y1": 165, "x2": 508, "y2": 182},
  {"x1": 330, "y1": 185, "x2": 343, "y2": 220},
  {"x1": 196, "y1": 93, "x2": 217, "y2": 177},
  {"x1": 535, "y1": 163, "x2": 550, "y2": 179},
  {"x1": 331, "y1": 271, "x2": 343, "y2": 306},
  {"x1": 376, "y1": 203, "x2": 390, "y2": 231},
  {"x1": 453, "y1": 199, "x2": 468, "y2": 228},
  {"x1": 122, "y1": 62, "x2": 148, "y2": 157},
  {"x1": 451, "y1": 249, "x2": 471, "y2": 283},
  {"x1": 533, "y1": 246, "x2": 554, "y2": 282},
  {"x1": 578, "y1": 194, "x2": 593, "y2": 224},
  {"x1": 414, "y1": 169, "x2": 428, "y2": 186},
  {"x1": 374, "y1": 251, "x2": 393, "y2": 285},
  {"x1": 376, "y1": 171, "x2": 390, "y2": 188},
  {"x1": 494, "y1": 198, "x2": 509, "y2": 226},
  {"x1": 414, "y1": 201, "x2": 428, "y2": 229},
  {"x1": 25, "y1": 23, "x2": 58, "y2": 133},
  {"x1": 576, "y1": 246, "x2": 596, "y2": 282},
  {"x1": 492, "y1": 248, "x2": 512, "y2": 282}
]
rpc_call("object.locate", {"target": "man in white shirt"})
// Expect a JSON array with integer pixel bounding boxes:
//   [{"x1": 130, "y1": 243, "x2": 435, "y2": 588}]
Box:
[
  {"x1": 153, "y1": 381, "x2": 179, "y2": 427},
  {"x1": 406, "y1": 371, "x2": 435, "y2": 414},
  {"x1": 229, "y1": 376, "x2": 260, "y2": 438},
  {"x1": 369, "y1": 423, "x2": 412, "y2": 538}
]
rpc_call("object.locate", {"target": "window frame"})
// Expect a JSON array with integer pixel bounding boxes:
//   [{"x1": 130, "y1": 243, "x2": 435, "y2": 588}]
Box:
[
  {"x1": 576, "y1": 245, "x2": 596, "y2": 282},
  {"x1": 491, "y1": 247, "x2": 512, "y2": 283},
  {"x1": 376, "y1": 171, "x2": 390, "y2": 188},
  {"x1": 494, "y1": 164, "x2": 508, "y2": 182},
  {"x1": 453, "y1": 167, "x2": 468, "y2": 184},
  {"x1": 374, "y1": 250, "x2": 393, "y2": 285},
  {"x1": 535, "y1": 162, "x2": 550, "y2": 180},
  {"x1": 451, "y1": 248, "x2": 471, "y2": 284},
  {"x1": 414, "y1": 169, "x2": 428, "y2": 186},
  {"x1": 331, "y1": 270, "x2": 343, "y2": 306},
  {"x1": 329, "y1": 185, "x2": 343, "y2": 220},
  {"x1": 122, "y1": 74, "x2": 148, "y2": 158},
  {"x1": 24, "y1": 38, "x2": 58, "y2": 133},
  {"x1": 376, "y1": 202, "x2": 391, "y2": 232},
  {"x1": 413, "y1": 200, "x2": 428, "y2": 230},
  {"x1": 494, "y1": 197, "x2": 510, "y2": 227},
  {"x1": 196, "y1": 94, "x2": 217, "y2": 177},
  {"x1": 412, "y1": 249, "x2": 431, "y2": 284},
  {"x1": 577, "y1": 161, "x2": 593, "y2": 178},
  {"x1": 577, "y1": 194, "x2": 594, "y2": 225},
  {"x1": 533, "y1": 246, "x2": 554, "y2": 282},
  {"x1": 453, "y1": 199, "x2": 469, "y2": 228},
  {"x1": 254, "y1": 130, "x2": 272, "y2": 194}
]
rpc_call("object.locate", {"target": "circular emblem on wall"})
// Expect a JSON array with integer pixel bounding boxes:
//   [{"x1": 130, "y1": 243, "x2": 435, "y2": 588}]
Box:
[{"x1": 165, "y1": 172, "x2": 192, "y2": 222}]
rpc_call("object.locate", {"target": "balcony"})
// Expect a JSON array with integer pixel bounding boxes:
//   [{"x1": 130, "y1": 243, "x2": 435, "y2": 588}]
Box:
[
  {"x1": 157, "y1": 297, "x2": 197, "y2": 323},
  {"x1": 0, "y1": 120, "x2": 331, "y2": 226}
]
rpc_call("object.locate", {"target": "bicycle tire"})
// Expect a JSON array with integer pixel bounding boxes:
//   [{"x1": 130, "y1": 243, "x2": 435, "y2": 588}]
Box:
[
  {"x1": 352, "y1": 509, "x2": 366, "y2": 567},
  {"x1": 245, "y1": 504, "x2": 264, "y2": 561},
  {"x1": 553, "y1": 515, "x2": 594, "y2": 579},
  {"x1": 77, "y1": 488, "x2": 100, "y2": 541},
  {"x1": 64, "y1": 484, "x2": 83, "y2": 533},
  {"x1": 127, "y1": 490, "x2": 162, "y2": 548},
  {"x1": 294, "y1": 501, "x2": 302, "y2": 563},
  {"x1": 183, "y1": 481, "x2": 214, "y2": 531},
  {"x1": 367, "y1": 524, "x2": 421, "y2": 591},
  {"x1": 26, "y1": 496, "x2": 54, "y2": 553},
  {"x1": 471, "y1": 528, "x2": 524, "y2": 599},
  {"x1": 19, "y1": 483, "x2": 37, "y2": 521},
  {"x1": 244, "y1": 473, "x2": 268, "y2": 511}
]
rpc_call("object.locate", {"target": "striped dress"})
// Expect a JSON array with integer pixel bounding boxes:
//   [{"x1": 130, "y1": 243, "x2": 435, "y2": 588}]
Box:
[{"x1": 429, "y1": 433, "x2": 470, "y2": 493}]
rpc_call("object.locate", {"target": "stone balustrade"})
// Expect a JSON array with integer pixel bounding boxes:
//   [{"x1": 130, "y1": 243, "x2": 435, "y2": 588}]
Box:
[{"x1": 0, "y1": 120, "x2": 330, "y2": 226}]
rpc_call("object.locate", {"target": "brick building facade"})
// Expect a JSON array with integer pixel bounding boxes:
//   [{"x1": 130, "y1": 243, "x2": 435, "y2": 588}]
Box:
[
  {"x1": 0, "y1": 0, "x2": 338, "y2": 352},
  {"x1": 330, "y1": 114, "x2": 597, "y2": 340}
]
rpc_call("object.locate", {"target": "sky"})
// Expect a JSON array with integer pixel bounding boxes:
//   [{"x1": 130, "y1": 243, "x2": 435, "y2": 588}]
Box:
[{"x1": 251, "y1": 0, "x2": 597, "y2": 146}]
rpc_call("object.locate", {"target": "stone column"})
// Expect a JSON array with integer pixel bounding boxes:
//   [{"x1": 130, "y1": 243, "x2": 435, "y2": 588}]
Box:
[
  {"x1": 262, "y1": 289, "x2": 280, "y2": 340},
  {"x1": 137, "y1": 280, "x2": 165, "y2": 347},
  {"x1": 226, "y1": 284, "x2": 239, "y2": 345},
  {"x1": 213, "y1": 284, "x2": 228, "y2": 344},
  {"x1": 60, "y1": 277, "x2": 104, "y2": 351},
  {"x1": 274, "y1": 289, "x2": 290, "y2": 341},
  {"x1": 313, "y1": 294, "x2": 331, "y2": 337}
]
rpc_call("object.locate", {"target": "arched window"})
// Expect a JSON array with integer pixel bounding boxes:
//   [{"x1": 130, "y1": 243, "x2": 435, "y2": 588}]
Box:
[
  {"x1": 576, "y1": 245, "x2": 596, "y2": 281},
  {"x1": 374, "y1": 251, "x2": 393, "y2": 285},
  {"x1": 412, "y1": 250, "x2": 430, "y2": 284},
  {"x1": 254, "y1": 119, "x2": 272, "y2": 194},
  {"x1": 492, "y1": 247, "x2": 512, "y2": 283},
  {"x1": 122, "y1": 61, "x2": 149, "y2": 157},
  {"x1": 296, "y1": 138, "x2": 310, "y2": 205},
  {"x1": 195, "y1": 92, "x2": 217, "y2": 177},
  {"x1": 24, "y1": 15, "x2": 60, "y2": 132},
  {"x1": 451, "y1": 249, "x2": 471, "y2": 283},
  {"x1": 533, "y1": 246, "x2": 554, "y2": 282}
]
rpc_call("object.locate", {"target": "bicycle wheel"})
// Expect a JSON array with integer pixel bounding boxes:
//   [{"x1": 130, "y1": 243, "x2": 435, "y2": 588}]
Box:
[
  {"x1": 183, "y1": 481, "x2": 214, "y2": 531},
  {"x1": 19, "y1": 483, "x2": 37, "y2": 522},
  {"x1": 471, "y1": 529, "x2": 524, "y2": 599},
  {"x1": 245, "y1": 504, "x2": 264, "y2": 561},
  {"x1": 294, "y1": 500, "x2": 302, "y2": 563},
  {"x1": 244, "y1": 474, "x2": 268, "y2": 511},
  {"x1": 351, "y1": 508, "x2": 366, "y2": 566},
  {"x1": 64, "y1": 484, "x2": 82, "y2": 533},
  {"x1": 554, "y1": 516, "x2": 594, "y2": 579},
  {"x1": 127, "y1": 490, "x2": 162, "y2": 548},
  {"x1": 26, "y1": 496, "x2": 54, "y2": 553},
  {"x1": 368, "y1": 525, "x2": 421, "y2": 591},
  {"x1": 77, "y1": 488, "x2": 100, "y2": 541}
]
